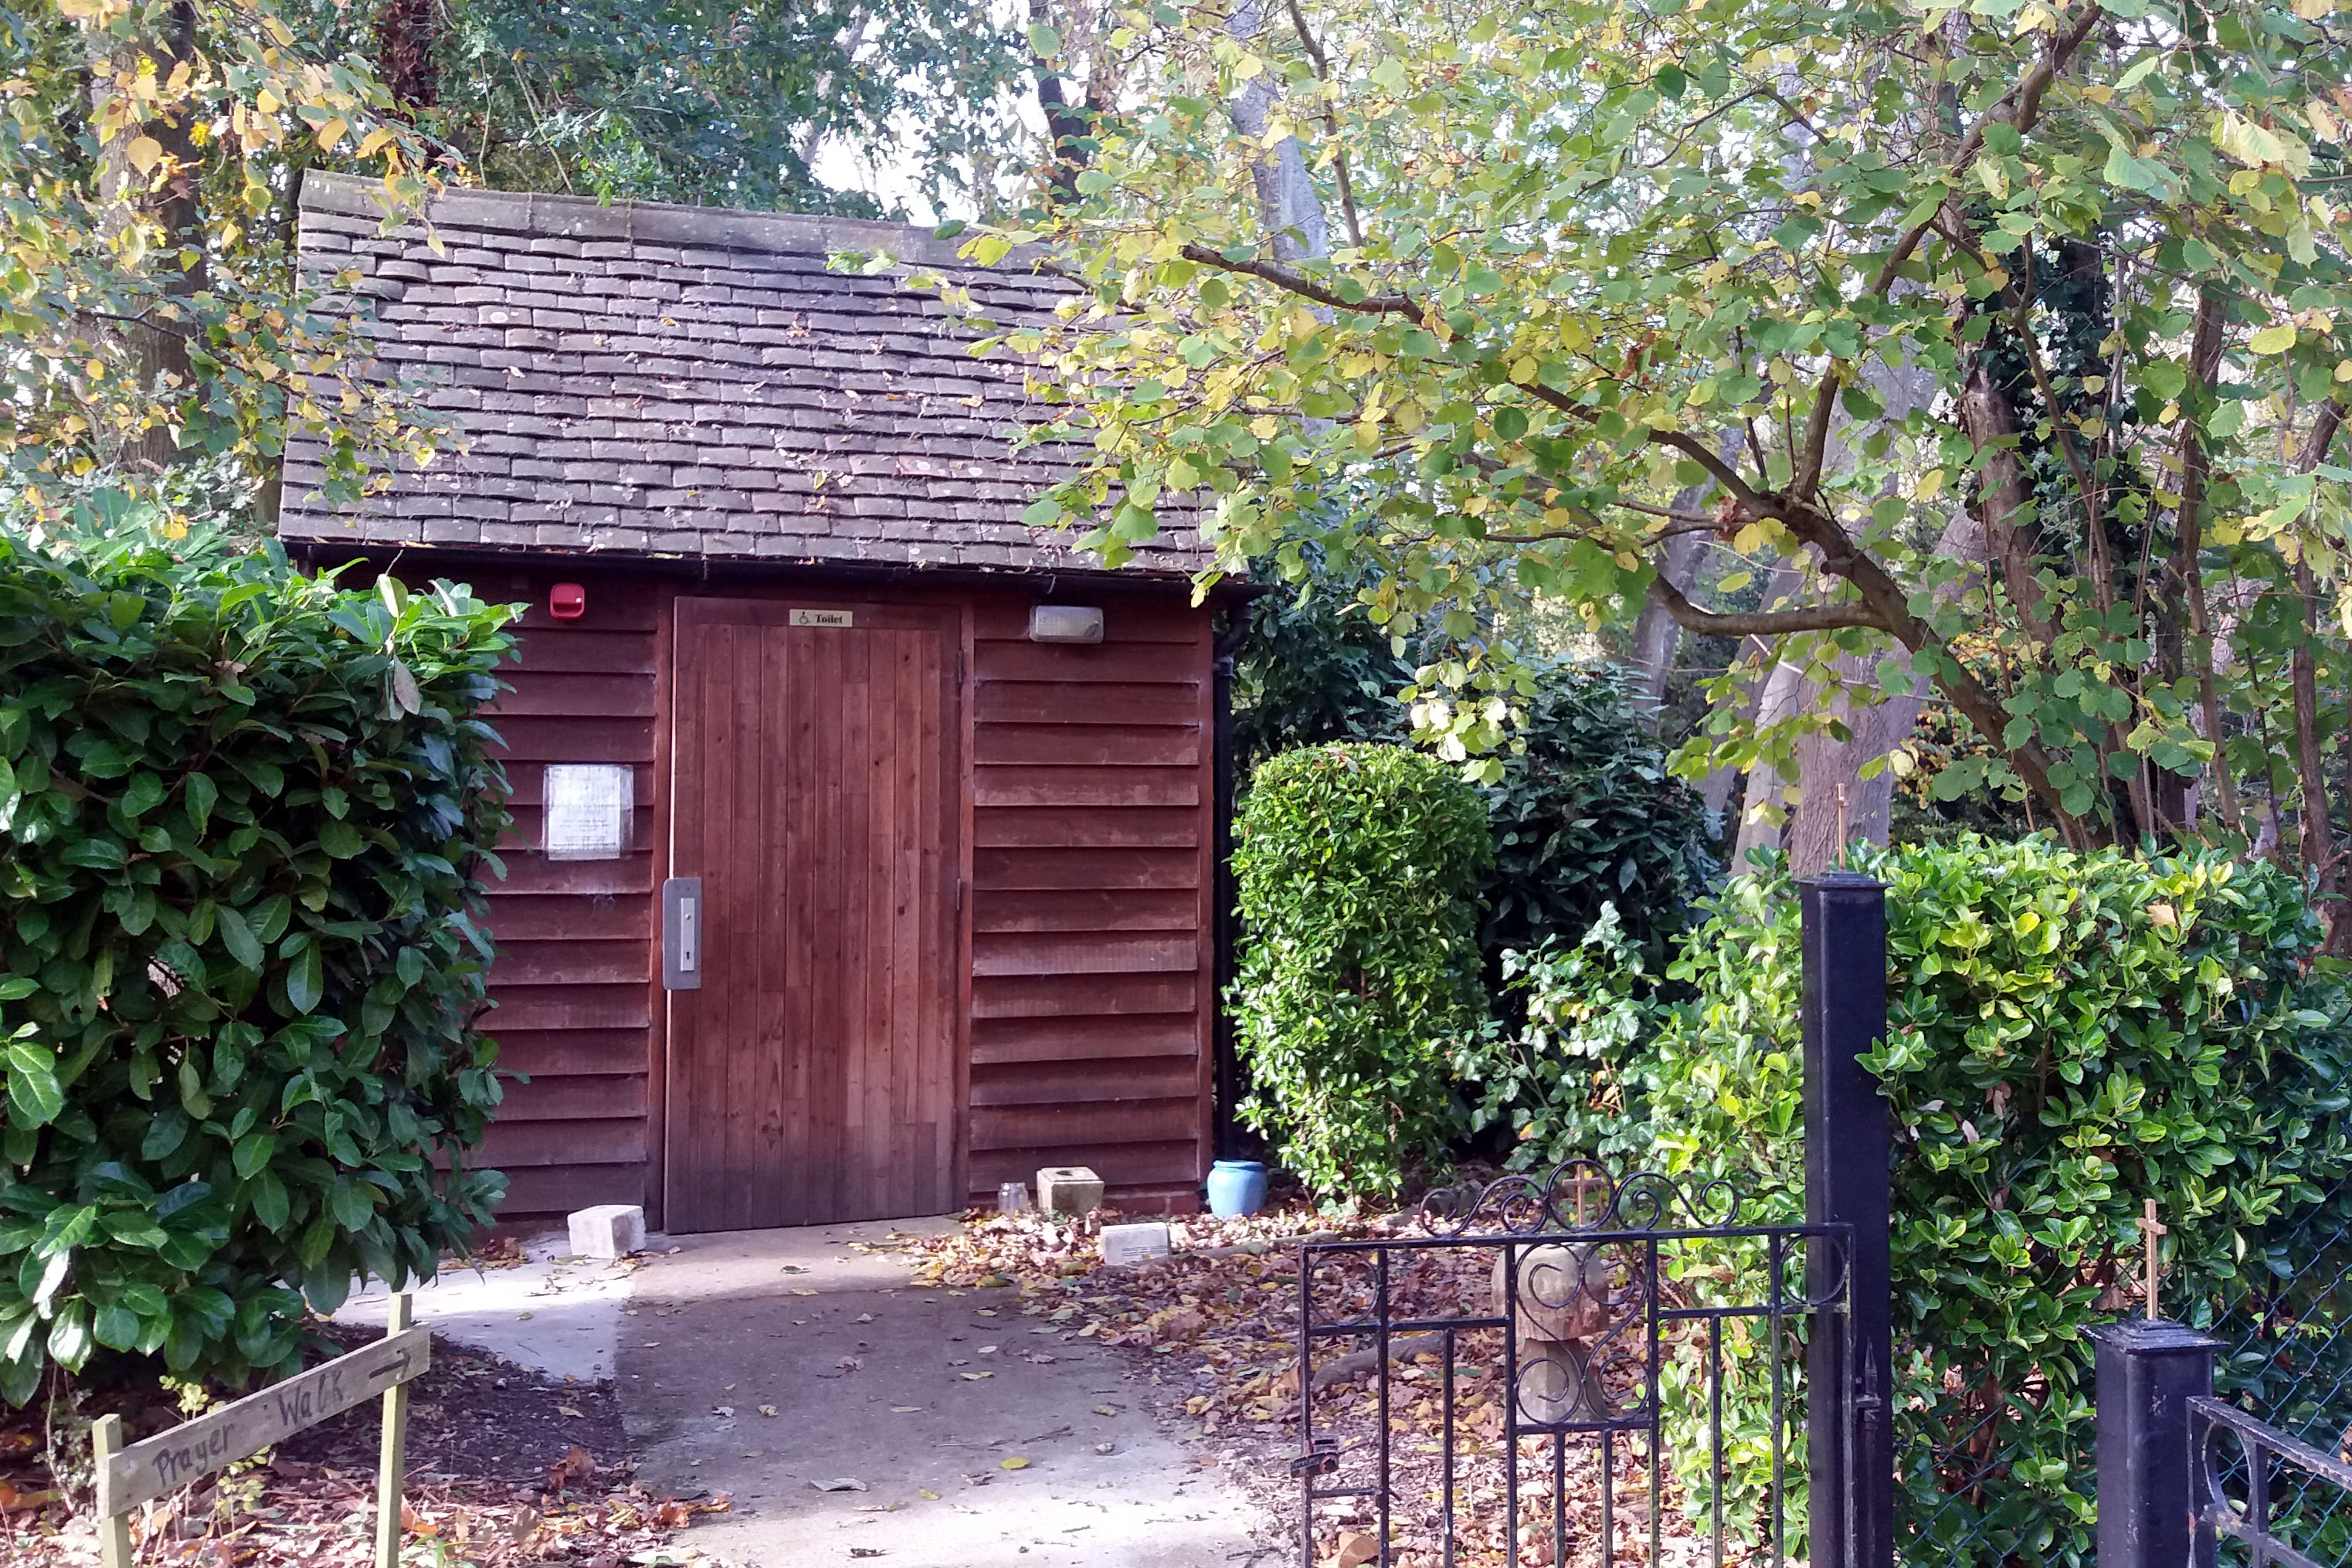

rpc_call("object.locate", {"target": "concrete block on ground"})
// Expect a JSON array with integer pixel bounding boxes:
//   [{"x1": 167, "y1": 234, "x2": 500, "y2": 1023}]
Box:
[
  {"x1": 568, "y1": 1203, "x2": 645, "y2": 1260},
  {"x1": 1036, "y1": 1166, "x2": 1105, "y2": 1217},
  {"x1": 1100, "y1": 1220, "x2": 1173, "y2": 1267}
]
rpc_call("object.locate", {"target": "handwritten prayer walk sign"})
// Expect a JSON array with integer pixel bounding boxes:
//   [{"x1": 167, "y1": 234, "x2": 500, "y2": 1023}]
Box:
[{"x1": 91, "y1": 1293, "x2": 427, "y2": 1568}]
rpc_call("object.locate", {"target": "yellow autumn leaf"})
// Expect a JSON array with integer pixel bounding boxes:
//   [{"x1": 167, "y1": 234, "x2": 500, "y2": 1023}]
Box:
[
  {"x1": 315, "y1": 117, "x2": 348, "y2": 151},
  {"x1": 1918, "y1": 467, "x2": 1946, "y2": 501},
  {"x1": 125, "y1": 135, "x2": 164, "y2": 175},
  {"x1": 1000, "y1": 1457, "x2": 1030, "y2": 1471},
  {"x1": 2251, "y1": 324, "x2": 2299, "y2": 355}
]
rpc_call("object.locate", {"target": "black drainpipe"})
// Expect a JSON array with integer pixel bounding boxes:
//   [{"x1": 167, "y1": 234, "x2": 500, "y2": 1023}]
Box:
[{"x1": 1210, "y1": 595, "x2": 1257, "y2": 1162}]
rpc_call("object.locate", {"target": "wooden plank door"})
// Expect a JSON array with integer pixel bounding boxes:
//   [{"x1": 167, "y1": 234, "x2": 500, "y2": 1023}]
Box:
[{"x1": 665, "y1": 599, "x2": 962, "y2": 1231}]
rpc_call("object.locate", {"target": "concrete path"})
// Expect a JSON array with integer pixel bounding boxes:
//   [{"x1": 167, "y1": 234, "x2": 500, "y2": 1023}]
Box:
[
  {"x1": 617, "y1": 1220, "x2": 1275, "y2": 1568},
  {"x1": 347, "y1": 1220, "x2": 1278, "y2": 1567},
  {"x1": 336, "y1": 1237, "x2": 633, "y2": 1382}
]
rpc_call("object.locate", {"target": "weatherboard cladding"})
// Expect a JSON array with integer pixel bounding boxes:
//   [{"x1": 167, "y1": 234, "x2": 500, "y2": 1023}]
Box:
[{"x1": 279, "y1": 174, "x2": 1205, "y2": 574}]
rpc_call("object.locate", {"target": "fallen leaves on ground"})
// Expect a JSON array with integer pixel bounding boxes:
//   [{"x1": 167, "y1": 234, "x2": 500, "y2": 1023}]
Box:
[
  {"x1": 0, "y1": 1470, "x2": 732, "y2": 1566},
  {"x1": 0, "y1": 1323, "x2": 734, "y2": 1567},
  {"x1": 546, "y1": 1445, "x2": 597, "y2": 1492},
  {"x1": 912, "y1": 1196, "x2": 1766, "y2": 1568}
]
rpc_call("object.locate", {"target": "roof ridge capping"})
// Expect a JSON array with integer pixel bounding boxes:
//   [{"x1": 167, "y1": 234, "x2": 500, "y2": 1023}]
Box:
[{"x1": 298, "y1": 171, "x2": 1024, "y2": 273}]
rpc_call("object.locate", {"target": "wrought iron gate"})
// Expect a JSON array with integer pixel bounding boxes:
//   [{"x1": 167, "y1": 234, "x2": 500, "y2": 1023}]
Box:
[
  {"x1": 2190, "y1": 1396, "x2": 2352, "y2": 1568},
  {"x1": 1295, "y1": 1159, "x2": 1854, "y2": 1568}
]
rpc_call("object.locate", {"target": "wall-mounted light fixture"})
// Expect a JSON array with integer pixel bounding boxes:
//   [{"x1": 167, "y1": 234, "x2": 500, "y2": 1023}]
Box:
[
  {"x1": 550, "y1": 582, "x2": 586, "y2": 620},
  {"x1": 1027, "y1": 604, "x2": 1104, "y2": 644}
]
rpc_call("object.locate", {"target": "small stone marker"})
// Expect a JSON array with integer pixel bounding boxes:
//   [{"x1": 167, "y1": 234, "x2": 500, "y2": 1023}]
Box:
[
  {"x1": 568, "y1": 1203, "x2": 645, "y2": 1260},
  {"x1": 1036, "y1": 1166, "x2": 1105, "y2": 1217},
  {"x1": 1100, "y1": 1220, "x2": 1173, "y2": 1266}
]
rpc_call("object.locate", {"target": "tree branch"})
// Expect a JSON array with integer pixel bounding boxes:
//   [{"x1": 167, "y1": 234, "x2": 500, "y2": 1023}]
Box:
[
  {"x1": 1648, "y1": 575, "x2": 1886, "y2": 636},
  {"x1": 1281, "y1": 0, "x2": 1365, "y2": 251},
  {"x1": 1178, "y1": 243, "x2": 1417, "y2": 315},
  {"x1": 1794, "y1": 365, "x2": 1840, "y2": 501},
  {"x1": 1864, "y1": 3, "x2": 2103, "y2": 300}
]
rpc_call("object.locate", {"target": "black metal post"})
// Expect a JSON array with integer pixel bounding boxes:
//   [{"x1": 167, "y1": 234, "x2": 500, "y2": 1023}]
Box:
[
  {"x1": 1800, "y1": 871, "x2": 1892, "y2": 1568},
  {"x1": 2092, "y1": 1319, "x2": 2221, "y2": 1568}
]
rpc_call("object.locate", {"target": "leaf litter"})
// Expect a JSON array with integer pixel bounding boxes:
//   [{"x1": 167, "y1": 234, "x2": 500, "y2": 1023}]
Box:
[
  {"x1": 0, "y1": 1329, "x2": 738, "y2": 1566},
  {"x1": 907, "y1": 1197, "x2": 1755, "y2": 1568}
]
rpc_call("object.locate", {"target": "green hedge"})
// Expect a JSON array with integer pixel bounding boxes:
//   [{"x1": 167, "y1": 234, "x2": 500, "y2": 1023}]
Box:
[
  {"x1": 1510, "y1": 839, "x2": 2351, "y2": 1562},
  {"x1": 0, "y1": 535, "x2": 515, "y2": 1399},
  {"x1": 1230, "y1": 742, "x2": 1491, "y2": 1200}
]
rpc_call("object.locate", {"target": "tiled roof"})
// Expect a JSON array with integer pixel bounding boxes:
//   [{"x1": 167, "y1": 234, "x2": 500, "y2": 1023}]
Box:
[{"x1": 277, "y1": 175, "x2": 1204, "y2": 575}]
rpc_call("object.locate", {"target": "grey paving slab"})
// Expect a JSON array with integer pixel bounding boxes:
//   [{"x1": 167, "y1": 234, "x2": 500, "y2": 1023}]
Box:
[{"x1": 616, "y1": 1220, "x2": 1277, "y2": 1568}]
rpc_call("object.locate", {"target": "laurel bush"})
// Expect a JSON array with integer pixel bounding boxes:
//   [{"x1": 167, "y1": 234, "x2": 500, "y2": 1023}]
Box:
[{"x1": 0, "y1": 532, "x2": 514, "y2": 1400}]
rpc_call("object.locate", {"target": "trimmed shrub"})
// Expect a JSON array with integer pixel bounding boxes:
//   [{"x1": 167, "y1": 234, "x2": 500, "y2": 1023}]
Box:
[
  {"x1": 1230, "y1": 742, "x2": 1491, "y2": 1200},
  {"x1": 1604, "y1": 840, "x2": 2352, "y2": 1563},
  {"x1": 0, "y1": 534, "x2": 515, "y2": 1400}
]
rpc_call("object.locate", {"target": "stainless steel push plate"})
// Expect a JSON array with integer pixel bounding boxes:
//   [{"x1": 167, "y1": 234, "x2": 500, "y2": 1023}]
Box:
[{"x1": 662, "y1": 877, "x2": 702, "y2": 990}]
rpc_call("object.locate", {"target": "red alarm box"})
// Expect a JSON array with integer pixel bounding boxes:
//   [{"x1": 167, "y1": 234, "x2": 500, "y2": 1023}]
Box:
[{"x1": 550, "y1": 582, "x2": 586, "y2": 620}]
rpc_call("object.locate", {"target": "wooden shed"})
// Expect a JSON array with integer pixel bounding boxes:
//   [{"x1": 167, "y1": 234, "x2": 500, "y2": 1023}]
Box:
[{"x1": 278, "y1": 175, "x2": 1235, "y2": 1233}]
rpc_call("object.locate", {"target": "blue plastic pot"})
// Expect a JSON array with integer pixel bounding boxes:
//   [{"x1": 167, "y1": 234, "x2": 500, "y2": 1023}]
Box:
[{"x1": 1206, "y1": 1159, "x2": 1269, "y2": 1218}]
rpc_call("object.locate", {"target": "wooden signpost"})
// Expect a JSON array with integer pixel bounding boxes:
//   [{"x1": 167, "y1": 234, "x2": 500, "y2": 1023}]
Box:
[{"x1": 91, "y1": 1294, "x2": 428, "y2": 1568}]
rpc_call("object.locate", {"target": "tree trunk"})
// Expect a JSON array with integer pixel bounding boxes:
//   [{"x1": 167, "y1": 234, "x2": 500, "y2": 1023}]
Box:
[
  {"x1": 2174, "y1": 289, "x2": 2242, "y2": 836},
  {"x1": 1627, "y1": 526, "x2": 1702, "y2": 720},
  {"x1": 87, "y1": 0, "x2": 205, "y2": 480},
  {"x1": 1629, "y1": 427, "x2": 1743, "y2": 721},
  {"x1": 1224, "y1": 1, "x2": 1328, "y2": 264},
  {"x1": 1957, "y1": 358, "x2": 2056, "y2": 653},
  {"x1": 1702, "y1": 649, "x2": 1768, "y2": 823},
  {"x1": 2291, "y1": 402, "x2": 2346, "y2": 949},
  {"x1": 1784, "y1": 653, "x2": 1902, "y2": 876},
  {"x1": 1030, "y1": 0, "x2": 1091, "y2": 202},
  {"x1": 1784, "y1": 507, "x2": 1987, "y2": 876},
  {"x1": 374, "y1": 0, "x2": 441, "y2": 117},
  {"x1": 1776, "y1": 347, "x2": 1944, "y2": 876},
  {"x1": 1733, "y1": 650, "x2": 1807, "y2": 871}
]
